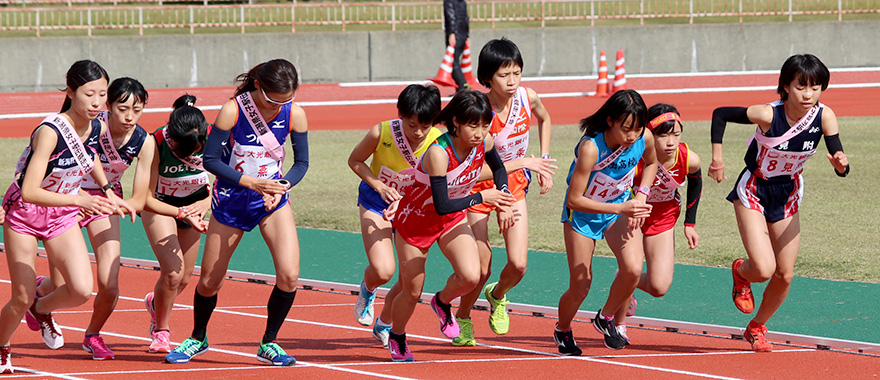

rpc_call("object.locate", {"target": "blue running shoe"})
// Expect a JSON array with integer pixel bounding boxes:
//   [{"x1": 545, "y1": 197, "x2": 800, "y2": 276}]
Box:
[
  {"x1": 372, "y1": 318, "x2": 392, "y2": 348},
  {"x1": 354, "y1": 281, "x2": 376, "y2": 326},
  {"x1": 257, "y1": 342, "x2": 296, "y2": 366},
  {"x1": 165, "y1": 337, "x2": 208, "y2": 364}
]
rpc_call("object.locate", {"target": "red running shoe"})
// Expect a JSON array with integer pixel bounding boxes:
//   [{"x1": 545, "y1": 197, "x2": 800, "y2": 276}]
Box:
[
  {"x1": 745, "y1": 320, "x2": 772, "y2": 352},
  {"x1": 731, "y1": 259, "x2": 755, "y2": 313}
]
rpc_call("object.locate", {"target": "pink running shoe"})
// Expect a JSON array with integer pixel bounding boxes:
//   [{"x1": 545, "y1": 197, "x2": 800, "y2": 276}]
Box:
[
  {"x1": 149, "y1": 330, "x2": 171, "y2": 353},
  {"x1": 430, "y1": 294, "x2": 459, "y2": 339},
  {"x1": 27, "y1": 301, "x2": 63, "y2": 349},
  {"x1": 145, "y1": 292, "x2": 157, "y2": 337},
  {"x1": 626, "y1": 296, "x2": 638, "y2": 317},
  {"x1": 387, "y1": 333, "x2": 414, "y2": 362},
  {"x1": 82, "y1": 335, "x2": 115, "y2": 360},
  {"x1": 25, "y1": 276, "x2": 46, "y2": 332}
]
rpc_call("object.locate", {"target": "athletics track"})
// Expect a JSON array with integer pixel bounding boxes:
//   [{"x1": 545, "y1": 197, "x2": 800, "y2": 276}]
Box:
[{"x1": 0, "y1": 70, "x2": 878, "y2": 378}]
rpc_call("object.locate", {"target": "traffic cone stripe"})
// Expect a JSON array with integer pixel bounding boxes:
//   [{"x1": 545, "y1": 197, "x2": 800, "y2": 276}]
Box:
[
  {"x1": 429, "y1": 40, "x2": 458, "y2": 88},
  {"x1": 594, "y1": 50, "x2": 609, "y2": 97},
  {"x1": 612, "y1": 49, "x2": 627, "y2": 93},
  {"x1": 461, "y1": 40, "x2": 479, "y2": 88}
]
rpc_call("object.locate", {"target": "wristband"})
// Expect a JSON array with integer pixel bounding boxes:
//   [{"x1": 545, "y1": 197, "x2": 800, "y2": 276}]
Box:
[
  {"x1": 176, "y1": 207, "x2": 187, "y2": 220},
  {"x1": 709, "y1": 163, "x2": 724, "y2": 171},
  {"x1": 541, "y1": 153, "x2": 551, "y2": 159},
  {"x1": 634, "y1": 186, "x2": 650, "y2": 196},
  {"x1": 100, "y1": 182, "x2": 114, "y2": 194}
]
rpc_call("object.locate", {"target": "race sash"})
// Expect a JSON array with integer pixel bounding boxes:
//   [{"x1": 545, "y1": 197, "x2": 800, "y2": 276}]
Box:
[
  {"x1": 647, "y1": 164, "x2": 685, "y2": 203},
  {"x1": 751, "y1": 101, "x2": 823, "y2": 148},
  {"x1": 235, "y1": 91, "x2": 285, "y2": 162},
  {"x1": 493, "y1": 87, "x2": 529, "y2": 162},
  {"x1": 97, "y1": 111, "x2": 124, "y2": 166},
  {"x1": 592, "y1": 145, "x2": 625, "y2": 171},
  {"x1": 654, "y1": 161, "x2": 684, "y2": 189},
  {"x1": 403, "y1": 145, "x2": 479, "y2": 199},
  {"x1": 15, "y1": 114, "x2": 95, "y2": 178},
  {"x1": 390, "y1": 119, "x2": 418, "y2": 167},
  {"x1": 162, "y1": 128, "x2": 204, "y2": 171}
]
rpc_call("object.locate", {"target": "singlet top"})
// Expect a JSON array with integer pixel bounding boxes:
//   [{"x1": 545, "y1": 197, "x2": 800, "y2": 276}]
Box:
[
  {"x1": 82, "y1": 111, "x2": 149, "y2": 189},
  {"x1": 744, "y1": 102, "x2": 824, "y2": 182},
  {"x1": 402, "y1": 132, "x2": 485, "y2": 210},
  {"x1": 17, "y1": 115, "x2": 101, "y2": 195},
  {"x1": 369, "y1": 119, "x2": 443, "y2": 191},
  {"x1": 153, "y1": 126, "x2": 209, "y2": 198},
  {"x1": 217, "y1": 101, "x2": 293, "y2": 186},
  {"x1": 566, "y1": 131, "x2": 645, "y2": 205},
  {"x1": 634, "y1": 142, "x2": 689, "y2": 204}
]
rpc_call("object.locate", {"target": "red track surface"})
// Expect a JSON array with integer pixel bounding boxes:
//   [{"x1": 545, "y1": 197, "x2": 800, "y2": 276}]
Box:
[
  {"x1": 2, "y1": 257, "x2": 877, "y2": 379},
  {"x1": 1, "y1": 71, "x2": 878, "y2": 137}
]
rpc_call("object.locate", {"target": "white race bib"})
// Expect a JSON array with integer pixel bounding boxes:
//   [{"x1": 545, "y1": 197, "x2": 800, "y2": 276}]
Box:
[
  {"x1": 757, "y1": 148, "x2": 816, "y2": 178},
  {"x1": 230, "y1": 144, "x2": 281, "y2": 179},
  {"x1": 157, "y1": 172, "x2": 209, "y2": 197},
  {"x1": 585, "y1": 169, "x2": 635, "y2": 203},
  {"x1": 378, "y1": 165, "x2": 415, "y2": 191}
]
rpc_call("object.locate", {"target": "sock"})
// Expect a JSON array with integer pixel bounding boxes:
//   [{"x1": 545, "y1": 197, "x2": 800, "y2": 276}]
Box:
[
  {"x1": 435, "y1": 293, "x2": 451, "y2": 310},
  {"x1": 262, "y1": 286, "x2": 297, "y2": 344},
  {"x1": 191, "y1": 291, "x2": 217, "y2": 342},
  {"x1": 363, "y1": 280, "x2": 376, "y2": 294},
  {"x1": 376, "y1": 317, "x2": 391, "y2": 327}
]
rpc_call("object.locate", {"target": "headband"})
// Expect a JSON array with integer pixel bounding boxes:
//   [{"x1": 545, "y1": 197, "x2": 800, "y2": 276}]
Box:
[{"x1": 648, "y1": 112, "x2": 682, "y2": 131}]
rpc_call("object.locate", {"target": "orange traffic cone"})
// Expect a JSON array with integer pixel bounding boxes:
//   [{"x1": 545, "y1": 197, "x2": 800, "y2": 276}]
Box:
[
  {"x1": 611, "y1": 49, "x2": 627, "y2": 93},
  {"x1": 428, "y1": 40, "x2": 457, "y2": 88},
  {"x1": 461, "y1": 39, "x2": 479, "y2": 88},
  {"x1": 594, "y1": 50, "x2": 609, "y2": 97}
]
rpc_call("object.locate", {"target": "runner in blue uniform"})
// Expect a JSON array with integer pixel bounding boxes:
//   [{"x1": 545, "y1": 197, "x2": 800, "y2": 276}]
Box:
[{"x1": 166, "y1": 59, "x2": 308, "y2": 367}]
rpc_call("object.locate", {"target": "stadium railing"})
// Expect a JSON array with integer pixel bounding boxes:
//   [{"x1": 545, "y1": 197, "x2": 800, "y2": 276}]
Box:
[{"x1": 1, "y1": 0, "x2": 877, "y2": 36}]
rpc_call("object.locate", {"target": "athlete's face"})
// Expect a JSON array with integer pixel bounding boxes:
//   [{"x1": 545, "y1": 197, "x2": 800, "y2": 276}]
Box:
[
  {"x1": 255, "y1": 81, "x2": 295, "y2": 111},
  {"x1": 400, "y1": 115, "x2": 434, "y2": 145},
  {"x1": 489, "y1": 63, "x2": 522, "y2": 96},
  {"x1": 783, "y1": 78, "x2": 822, "y2": 112},
  {"x1": 653, "y1": 123, "x2": 682, "y2": 160},
  {"x1": 67, "y1": 78, "x2": 108, "y2": 121},
  {"x1": 606, "y1": 114, "x2": 643, "y2": 149},
  {"x1": 107, "y1": 96, "x2": 144, "y2": 133},
  {"x1": 453, "y1": 117, "x2": 490, "y2": 147}
]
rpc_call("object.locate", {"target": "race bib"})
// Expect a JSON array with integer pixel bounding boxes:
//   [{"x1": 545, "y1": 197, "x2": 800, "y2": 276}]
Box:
[
  {"x1": 158, "y1": 172, "x2": 209, "y2": 197},
  {"x1": 230, "y1": 144, "x2": 280, "y2": 179},
  {"x1": 378, "y1": 165, "x2": 415, "y2": 191},
  {"x1": 40, "y1": 167, "x2": 88, "y2": 195},
  {"x1": 757, "y1": 148, "x2": 816, "y2": 179},
  {"x1": 585, "y1": 169, "x2": 635, "y2": 202},
  {"x1": 647, "y1": 187, "x2": 679, "y2": 203}
]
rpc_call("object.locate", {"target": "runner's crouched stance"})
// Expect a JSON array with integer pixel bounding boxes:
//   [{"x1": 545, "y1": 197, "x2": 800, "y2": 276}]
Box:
[
  {"x1": 386, "y1": 90, "x2": 516, "y2": 362},
  {"x1": 709, "y1": 54, "x2": 849, "y2": 352},
  {"x1": 165, "y1": 59, "x2": 308, "y2": 366}
]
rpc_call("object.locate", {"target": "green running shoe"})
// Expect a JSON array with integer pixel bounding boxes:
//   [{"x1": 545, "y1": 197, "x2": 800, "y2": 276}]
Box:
[
  {"x1": 165, "y1": 337, "x2": 209, "y2": 364},
  {"x1": 257, "y1": 342, "x2": 296, "y2": 366},
  {"x1": 484, "y1": 282, "x2": 510, "y2": 335},
  {"x1": 452, "y1": 317, "x2": 476, "y2": 346}
]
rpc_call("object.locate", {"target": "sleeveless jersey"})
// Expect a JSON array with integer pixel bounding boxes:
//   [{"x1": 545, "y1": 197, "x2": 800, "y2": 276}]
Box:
[
  {"x1": 153, "y1": 126, "x2": 209, "y2": 198},
  {"x1": 82, "y1": 114, "x2": 148, "y2": 189},
  {"x1": 369, "y1": 119, "x2": 442, "y2": 192},
  {"x1": 471, "y1": 86, "x2": 532, "y2": 194},
  {"x1": 567, "y1": 132, "x2": 644, "y2": 205},
  {"x1": 635, "y1": 142, "x2": 689, "y2": 204},
  {"x1": 744, "y1": 102, "x2": 824, "y2": 182},
  {"x1": 401, "y1": 133, "x2": 485, "y2": 211},
  {"x1": 217, "y1": 101, "x2": 292, "y2": 185},
  {"x1": 17, "y1": 116, "x2": 101, "y2": 196}
]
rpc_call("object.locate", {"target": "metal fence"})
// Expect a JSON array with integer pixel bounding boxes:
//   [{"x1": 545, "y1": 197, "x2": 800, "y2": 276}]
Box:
[{"x1": 1, "y1": 0, "x2": 877, "y2": 36}]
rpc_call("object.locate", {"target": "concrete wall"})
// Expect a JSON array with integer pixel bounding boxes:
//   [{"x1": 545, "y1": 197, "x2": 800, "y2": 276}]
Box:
[{"x1": 1, "y1": 20, "x2": 878, "y2": 92}]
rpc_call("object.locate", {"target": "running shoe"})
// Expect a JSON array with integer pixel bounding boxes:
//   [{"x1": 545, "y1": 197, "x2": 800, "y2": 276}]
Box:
[
  {"x1": 452, "y1": 317, "x2": 476, "y2": 346},
  {"x1": 618, "y1": 324, "x2": 631, "y2": 345},
  {"x1": 165, "y1": 336, "x2": 208, "y2": 364},
  {"x1": 483, "y1": 282, "x2": 510, "y2": 335},
  {"x1": 553, "y1": 328, "x2": 582, "y2": 356},
  {"x1": 626, "y1": 296, "x2": 638, "y2": 317},
  {"x1": 82, "y1": 335, "x2": 115, "y2": 360},
  {"x1": 27, "y1": 300, "x2": 63, "y2": 349},
  {"x1": 149, "y1": 330, "x2": 171, "y2": 353},
  {"x1": 257, "y1": 342, "x2": 296, "y2": 366},
  {"x1": 731, "y1": 259, "x2": 755, "y2": 313},
  {"x1": 0, "y1": 346, "x2": 11, "y2": 374},
  {"x1": 430, "y1": 293, "x2": 459, "y2": 339},
  {"x1": 388, "y1": 332, "x2": 414, "y2": 362},
  {"x1": 354, "y1": 281, "x2": 375, "y2": 326},
  {"x1": 144, "y1": 292, "x2": 157, "y2": 336},
  {"x1": 25, "y1": 276, "x2": 46, "y2": 332},
  {"x1": 372, "y1": 318, "x2": 391, "y2": 348},
  {"x1": 744, "y1": 320, "x2": 772, "y2": 352},
  {"x1": 592, "y1": 309, "x2": 627, "y2": 350}
]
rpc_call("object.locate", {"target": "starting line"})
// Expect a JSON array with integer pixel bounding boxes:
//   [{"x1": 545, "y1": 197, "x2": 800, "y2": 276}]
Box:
[{"x1": 3, "y1": 243, "x2": 876, "y2": 356}]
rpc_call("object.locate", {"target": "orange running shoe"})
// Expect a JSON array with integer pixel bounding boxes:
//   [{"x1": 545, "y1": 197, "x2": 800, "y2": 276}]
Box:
[
  {"x1": 731, "y1": 259, "x2": 755, "y2": 313},
  {"x1": 744, "y1": 320, "x2": 772, "y2": 352}
]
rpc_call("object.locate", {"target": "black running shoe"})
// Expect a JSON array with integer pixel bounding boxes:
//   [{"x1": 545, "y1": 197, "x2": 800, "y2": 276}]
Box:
[
  {"x1": 553, "y1": 328, "x2": 582, "y2": 356},
  {"x1": 592, "y1": 309, "x2": 627, "y2": 350}
]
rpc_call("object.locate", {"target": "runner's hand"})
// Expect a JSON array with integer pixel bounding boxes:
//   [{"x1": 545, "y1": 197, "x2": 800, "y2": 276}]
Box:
[
  {"x1": 383, "y1": 200, "x2": 400, "y2": 221},
  {"x1": 708, "y1": 160, "x2": 726, "y2": 183},
  {"x1": 827, "y1": 151, "x2": 848, "y2": 174},
  {"x1": 378, "y1": 184, "x2": 403, "y2": 204},
  {"x1": 684, "y1": 225, "x2": 699, "y2": 249},
  {"x1": 496, "y1": 205, "x2": 519, "y2": 233},
  {"x1": 480, "y1": 189, "x2": 516, "y2": 208},
  {"x1": 618, "y1": 199, "x2": 652, "y2": 219}
]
